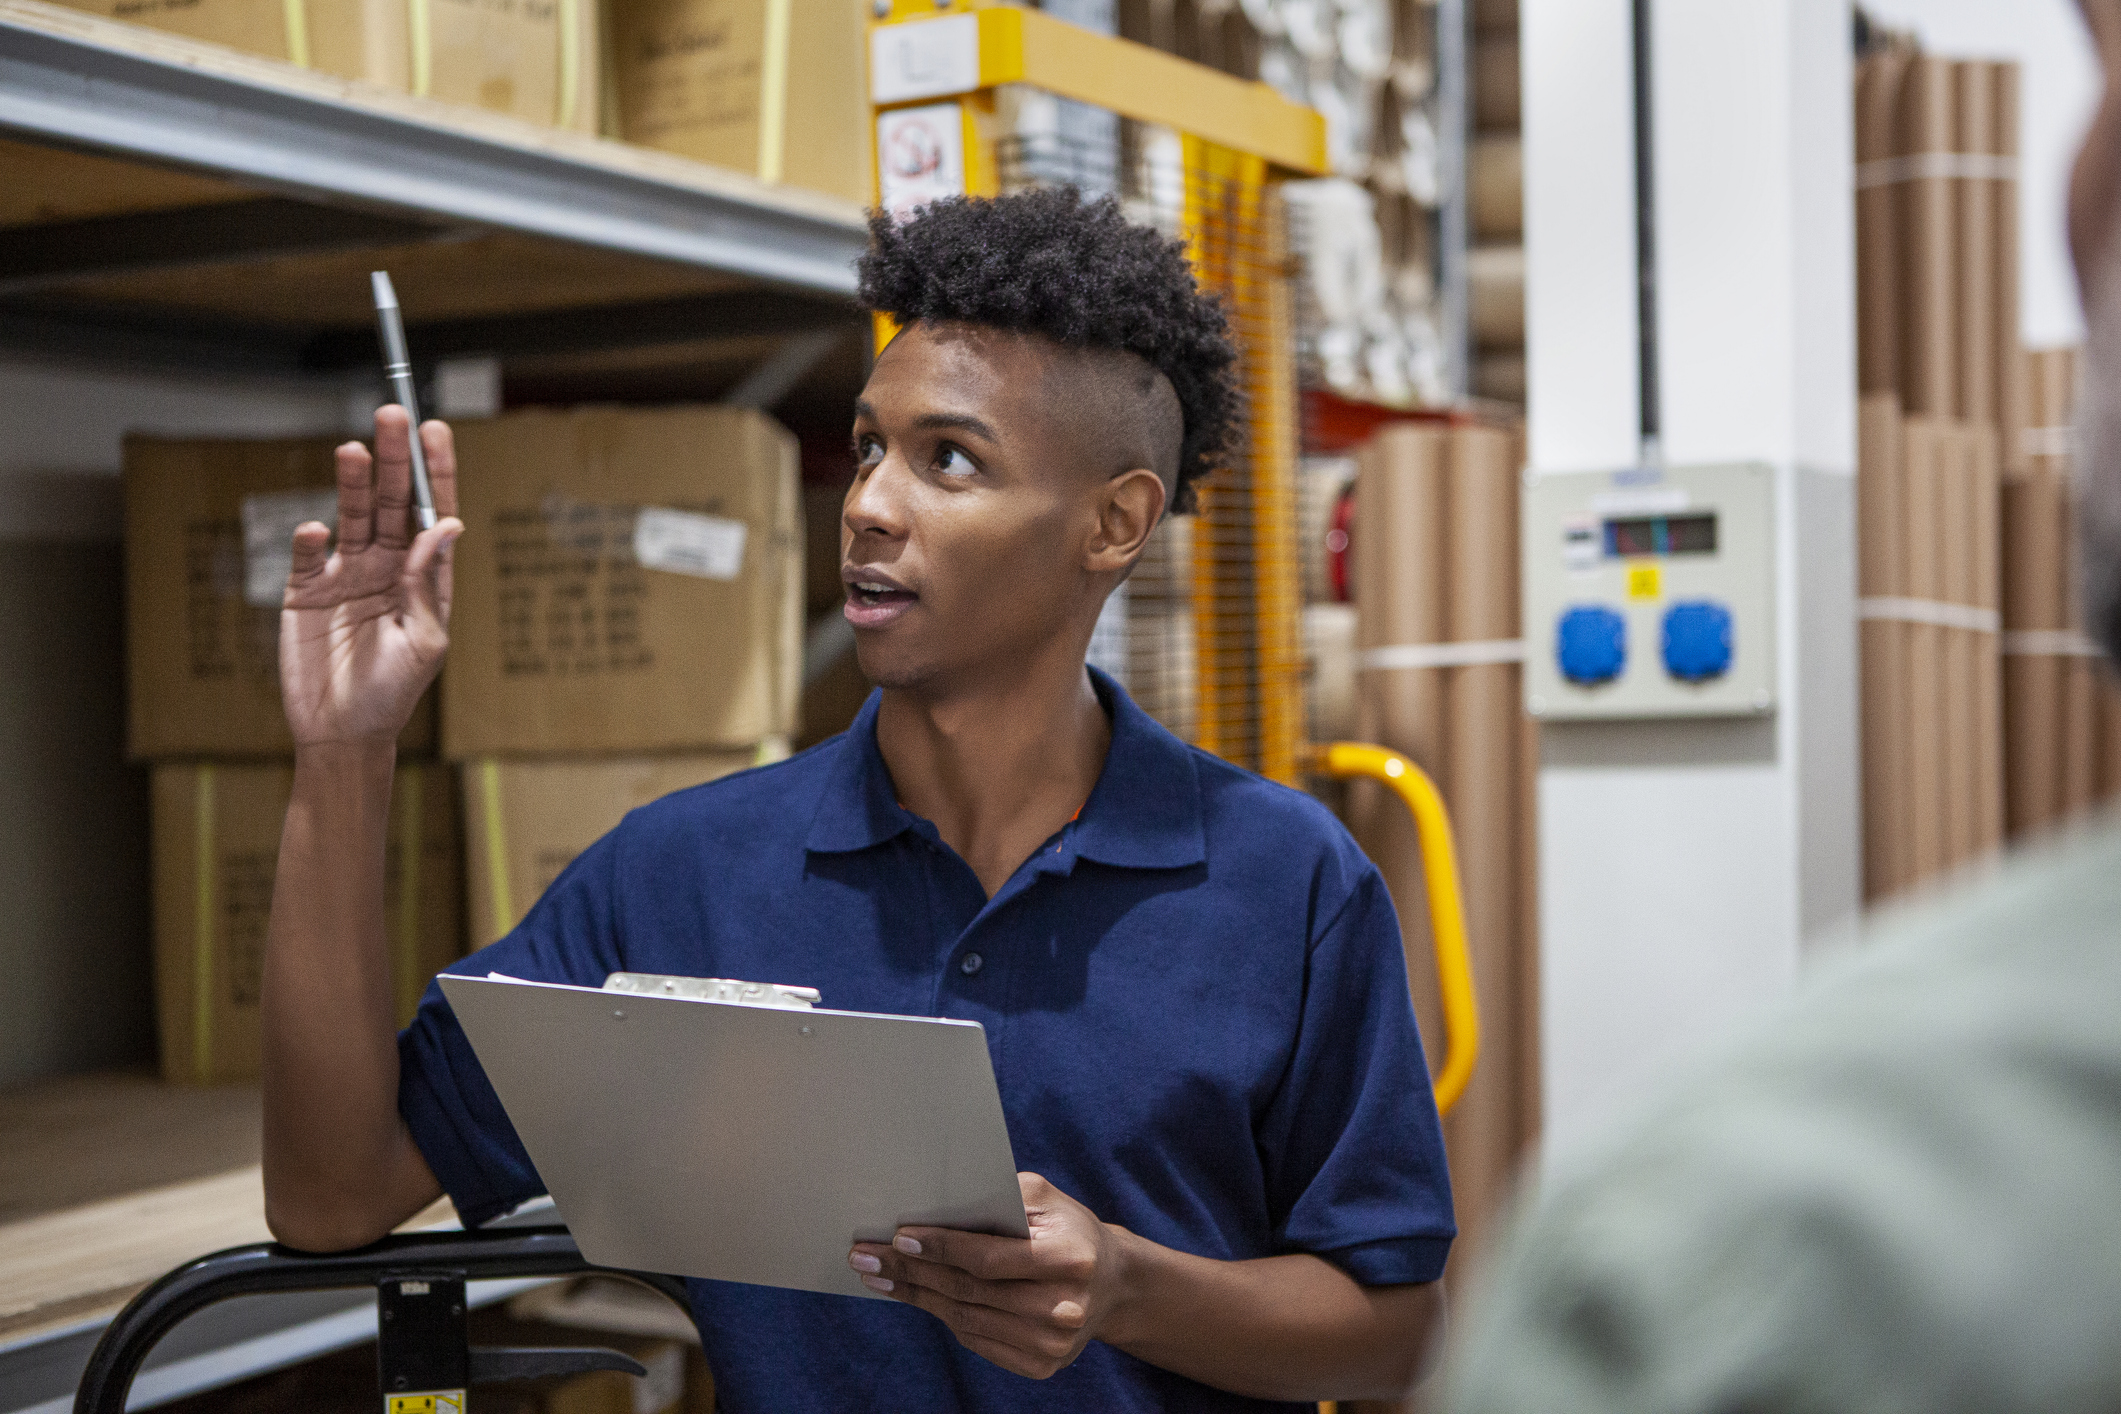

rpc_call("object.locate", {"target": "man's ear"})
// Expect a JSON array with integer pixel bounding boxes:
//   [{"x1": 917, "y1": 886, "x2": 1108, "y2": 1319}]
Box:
[{"x1": 1087, "y1": 468, "x2": 1169, "y2": 575}]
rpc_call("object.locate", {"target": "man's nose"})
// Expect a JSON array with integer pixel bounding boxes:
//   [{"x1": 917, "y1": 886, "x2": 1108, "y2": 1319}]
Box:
[{"x1": 844, "y1": 455, "x2": 911, "y2": 541}]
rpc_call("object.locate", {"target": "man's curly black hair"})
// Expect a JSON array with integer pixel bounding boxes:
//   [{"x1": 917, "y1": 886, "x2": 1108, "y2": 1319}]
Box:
[{"x1": 856, "y1": 188, "x2": 1239, "y2": 514}]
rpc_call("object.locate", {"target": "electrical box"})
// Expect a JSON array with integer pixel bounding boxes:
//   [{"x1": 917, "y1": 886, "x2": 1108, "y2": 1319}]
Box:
[{"x1": 1522, "y1": 463, "x2": 1776, "y2": 720}]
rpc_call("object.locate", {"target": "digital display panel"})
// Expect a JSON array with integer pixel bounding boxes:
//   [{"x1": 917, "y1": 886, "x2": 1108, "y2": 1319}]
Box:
[{"x1": 1604, "y1": 512, "x2": 1717, "y2": 558}]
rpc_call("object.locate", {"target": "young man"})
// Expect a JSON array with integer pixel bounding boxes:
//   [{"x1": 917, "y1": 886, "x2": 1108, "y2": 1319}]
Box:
[{"x1": 262, "y1": 189, "x2": 1453, "y2": 1411}]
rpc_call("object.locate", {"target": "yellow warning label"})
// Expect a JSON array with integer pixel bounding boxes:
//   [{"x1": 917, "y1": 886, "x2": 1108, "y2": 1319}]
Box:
[
  {"x1": 386, "y1": 1393, "x2": 464, "y2": 1414},
  {"x1": 1625, "y1": 562, "x2": 1663, "y2": 600}
]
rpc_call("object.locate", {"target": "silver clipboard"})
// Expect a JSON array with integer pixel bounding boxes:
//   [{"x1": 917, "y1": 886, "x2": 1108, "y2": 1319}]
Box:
[{"x1": 438, "y1": 973, "x2": 1029, "y2": 1299}]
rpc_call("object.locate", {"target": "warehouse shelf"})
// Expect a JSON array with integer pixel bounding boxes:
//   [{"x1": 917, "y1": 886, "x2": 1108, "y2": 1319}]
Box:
[
  {"x1": 0, "y1": 0, "x2": 871, "y2": 383},
  {"x1": 0, "y1": 6, "x2": 877, "y2": 1407}
]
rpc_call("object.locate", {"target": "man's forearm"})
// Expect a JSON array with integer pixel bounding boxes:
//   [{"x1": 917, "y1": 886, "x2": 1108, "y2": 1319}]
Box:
[
  {"x1": 1101, "y1": 1233, "x2": 1441, "y2": 1401},
  {"x1": 261, "y1": 740, "x2": 440, "y2": 1250}
]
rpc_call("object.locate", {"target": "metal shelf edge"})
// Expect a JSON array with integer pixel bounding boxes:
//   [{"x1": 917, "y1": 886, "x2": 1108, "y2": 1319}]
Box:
[{"x1": 0, "y1": 13, "x2": 868, "y2": 297}]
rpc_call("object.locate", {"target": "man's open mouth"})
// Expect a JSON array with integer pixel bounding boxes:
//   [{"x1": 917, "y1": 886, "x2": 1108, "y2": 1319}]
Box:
[{"x1": 850, "y1": 580, "x2": 915, "y2": 607}]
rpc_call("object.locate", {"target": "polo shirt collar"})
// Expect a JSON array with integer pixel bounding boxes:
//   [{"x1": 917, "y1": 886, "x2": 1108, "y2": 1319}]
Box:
[
  {"x1": 803, "y1": 688, "x2": 910, "y2": 854},
  {"x1": 1071, "y1": 666, "x2": 1206, "y2": 869},
  {"x1": 803, "y1": 666, "x2": 1205, "y2": 870}
]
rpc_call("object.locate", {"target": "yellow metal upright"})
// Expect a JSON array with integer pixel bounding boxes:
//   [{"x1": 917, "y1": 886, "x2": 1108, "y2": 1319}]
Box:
[{"x1": 1178, "y1": 138, "x2": 1303, "y2": 783}]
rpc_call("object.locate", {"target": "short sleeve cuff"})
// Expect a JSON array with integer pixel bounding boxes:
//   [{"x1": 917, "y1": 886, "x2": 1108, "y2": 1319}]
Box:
[
  {"x1": 397, "y1": 1059, "x2": 525, "y2": 1230},
  {"x1": 1319, "y1": 1234, "x2": 1453, "y2": 1285}
]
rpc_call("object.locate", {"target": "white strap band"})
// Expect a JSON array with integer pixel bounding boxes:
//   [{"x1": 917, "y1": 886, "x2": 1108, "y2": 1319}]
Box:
[
  {"x1": 1854, "y1": 152, "x2": 2020, "y2": 189},
  {"x1": 1857, "y1": 596, "x2": 2002, "y2": 633},
  {"x1": 1360, "y1": 639, "x2": 1528, "y2": 671},
  {"x1": 2001, "y1": 629, "x2": 2106, "y2": 658}
]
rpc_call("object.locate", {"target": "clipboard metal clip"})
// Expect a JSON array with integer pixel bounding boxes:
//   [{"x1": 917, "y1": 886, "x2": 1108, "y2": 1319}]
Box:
[{"x1": 603, "y1": 972, "x2": 820, "y2": 1010}]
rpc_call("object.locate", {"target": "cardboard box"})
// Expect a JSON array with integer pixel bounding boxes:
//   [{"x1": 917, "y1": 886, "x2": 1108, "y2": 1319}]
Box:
[
  {"x1": 124, "y1": 436, "x2": 439, "y2": 761},
  {"x1": 462, "y1": 751, "x2": 766, "y2": 947},
  {"x1": 610, "y1": 0, "x2": 869, "y2": 203},
  {"x1": 151, "y1": 761, "x2": 463, "y2": 1085},
  {"x1": 443, "y1": 407, "x2": 803, "y2": 759},
  {"x1": 53, "y1": 0, "x2": 600, "y2": 132}
]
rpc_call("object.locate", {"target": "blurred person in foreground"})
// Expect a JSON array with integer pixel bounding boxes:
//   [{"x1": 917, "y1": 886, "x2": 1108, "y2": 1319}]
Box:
[{"x1": 1441, "y1": 7, "x2": 2121, "y2": 1411}]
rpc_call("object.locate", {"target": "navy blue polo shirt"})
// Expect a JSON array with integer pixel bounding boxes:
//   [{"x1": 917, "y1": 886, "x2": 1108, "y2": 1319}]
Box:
[{"x1": 399, "y1": 668, "x2": 1454, "y2": 1413}]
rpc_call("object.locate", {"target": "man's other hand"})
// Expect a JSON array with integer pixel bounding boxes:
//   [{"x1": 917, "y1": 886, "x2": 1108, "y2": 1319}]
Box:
[{"x1": 848, "y1": 1172, "x2": 1128, "y2": 1380}]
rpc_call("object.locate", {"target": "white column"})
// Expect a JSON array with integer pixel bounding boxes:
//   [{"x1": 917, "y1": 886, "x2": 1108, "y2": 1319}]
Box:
[{"x1": 1524, "y1": 0, "x2": 1859, "y2": 1158}]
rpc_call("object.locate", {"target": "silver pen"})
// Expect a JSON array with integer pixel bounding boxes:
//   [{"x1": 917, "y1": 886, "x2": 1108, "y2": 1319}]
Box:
[{"x1": 370, "y1": 271, "x2": 438, "y2": 530}]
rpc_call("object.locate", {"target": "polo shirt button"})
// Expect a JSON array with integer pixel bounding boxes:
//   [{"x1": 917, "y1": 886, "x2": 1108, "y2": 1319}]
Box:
[{"x1": 959, "y1": 952, "x2": 984, "y2": 976}]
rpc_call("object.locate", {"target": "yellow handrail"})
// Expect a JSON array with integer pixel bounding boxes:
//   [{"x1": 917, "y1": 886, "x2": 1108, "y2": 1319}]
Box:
[{"x1": 1307, "y1": 742, "x2": 1480, "y2": 1116}]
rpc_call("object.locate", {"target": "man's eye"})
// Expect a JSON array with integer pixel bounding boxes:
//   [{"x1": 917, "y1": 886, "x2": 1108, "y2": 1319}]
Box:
[
  {"x1": 936, "y1": 446, "x2": 977, "y2": 477},
  {"x1": 853, "y1": 436, "x2": 883, "y2": 467}
]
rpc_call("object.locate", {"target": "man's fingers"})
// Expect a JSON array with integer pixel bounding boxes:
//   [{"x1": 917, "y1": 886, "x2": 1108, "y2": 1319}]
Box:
[
  {"x1": 401, "y1": 519, "x2": 463, "y2": 641},
  {"x1": 334, "y1": 441, "x2": 375, "y2": 552},
  {"x1": 895, "y1": 1227, "x2": 1044, "y2": 1283},
  {"x1": 890, "y1": 1284, "x2": 1080, "y2": 1378},
  {"x1": 852, "y1": 1245, "x2": 1084, "y2": 1379},
  {"x1": 371, "y1": 405, "x2": 415, "y2": 549},
  {"x1": 419, "y1": 419, "x2": 458, "y2": 519},
  {"x1": 885, "y1": 1275, "x2": 1055, "y2": 1353},
  {"x1": 287, "y1": 521, "x2": 333, "y2": 588},
  {"x1": 853, "y1": 1245, "x2": 1059, "y2": 1323}
]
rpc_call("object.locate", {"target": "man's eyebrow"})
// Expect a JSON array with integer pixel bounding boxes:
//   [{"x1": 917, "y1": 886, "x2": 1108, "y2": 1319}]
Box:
[
  {"x1": 849, "y1": 403, "x2": 999, "y2": 444},
  {"x1": 913, "y1": 411, "x2": 1001, "y2": 442}
]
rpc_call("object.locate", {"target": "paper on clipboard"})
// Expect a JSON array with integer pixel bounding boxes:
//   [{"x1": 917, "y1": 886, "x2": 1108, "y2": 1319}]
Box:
[{"x1": 438, "y1": 972, "x2": 1028, "y2": 1300}]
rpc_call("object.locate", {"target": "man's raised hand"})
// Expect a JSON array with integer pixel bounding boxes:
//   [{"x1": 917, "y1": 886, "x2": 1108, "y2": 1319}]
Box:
[{"x1": 278, "y1": 406, "x2": 462, "y2": 748}]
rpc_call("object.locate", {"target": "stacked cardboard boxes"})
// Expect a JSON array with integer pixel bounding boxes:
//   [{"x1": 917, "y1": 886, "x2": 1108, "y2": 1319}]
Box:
[
  {"x1": 124, "y1": 435, "x2": 464, "y2": 1085},
  {"x1": 1852, "y1": 40, "x2": 2020, "y2": 898},
  {"x1": 444, "y1": 406, "x2": 803, "y2": 948},
  {"x1": 461, "y1": 753, "x2": 757, "y2": 948},
  {"x1": 148, "y1": 760, "x2": 461, "y2": 1085},
  {"x1": 1350, "y1": 420, "x2": 1536, "y2": 1273},
  {"x1": 125, "y1": 405, "x2": 805, "y2": 1075},
  {"x1": 53, "y1": 0, "x2": 603, "y2": 132}
]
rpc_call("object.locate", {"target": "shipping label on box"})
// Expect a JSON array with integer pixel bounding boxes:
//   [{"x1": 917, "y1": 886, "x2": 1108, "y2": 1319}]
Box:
[
  {"x1": 443, "y1": 407, "x2": 803, "y2": 758},
  {"x1": 461, "y1": 750, "x2": 769, "y2": 947},
  {"x1": 125, "y1": 436, "x2": 437, "y2": 760},
  {"x1": 152, "y1": 762, "x2": 463, "y2": 1086}
]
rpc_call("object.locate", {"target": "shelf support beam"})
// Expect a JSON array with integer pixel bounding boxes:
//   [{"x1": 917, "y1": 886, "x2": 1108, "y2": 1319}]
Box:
[{"x1": 0, "y1": 5, "x2": 870, "y2": 296}]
